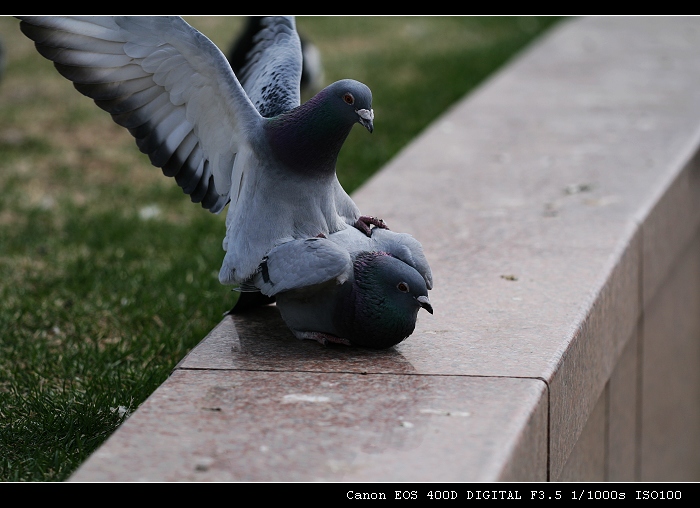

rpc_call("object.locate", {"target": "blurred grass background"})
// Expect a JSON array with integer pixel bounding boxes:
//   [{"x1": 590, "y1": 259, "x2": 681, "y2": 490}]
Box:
[{"x1": 0, "y1": 16, "x2": 564, "y2": 481}]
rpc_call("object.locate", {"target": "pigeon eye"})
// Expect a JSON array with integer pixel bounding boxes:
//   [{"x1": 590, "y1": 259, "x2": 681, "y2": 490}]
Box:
[
  {"x1": 397, "y1": 282, "x2": 409, "y2": 293},
  {"x1": 343, "y1": 93, "x2": 355, "y2": 105}
]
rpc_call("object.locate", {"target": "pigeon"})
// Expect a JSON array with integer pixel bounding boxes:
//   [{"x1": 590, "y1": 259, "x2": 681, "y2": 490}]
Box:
[
  {"x1": 17, "y1": 16, "x2": 433, "y2": 347},
  {"x1": 16, "y1": 15, "x2": 386, "y2": 286},
  {"x1": 240, "y1": 226, "x2": 433, "y2": 349},
  {"x1": 227, "y1": 16, "x2": 324, "y2": 98}
]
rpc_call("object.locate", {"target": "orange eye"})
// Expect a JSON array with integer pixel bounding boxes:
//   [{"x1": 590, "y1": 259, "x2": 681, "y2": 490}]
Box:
[
  {"x1": 343, "y1": 93, "x2": 355, "y2": 105},
  {"x1": 397, "y1": 282, "x2": 409, "y2": 293}
]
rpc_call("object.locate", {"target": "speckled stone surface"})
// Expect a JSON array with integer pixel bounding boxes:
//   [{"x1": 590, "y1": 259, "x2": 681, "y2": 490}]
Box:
[
  {"x1": 70, "y1": 17, "x2": 700, "y2": 481},
  {"x1": 70, "y1": 370, "x2": 547, "y2": 482},
  {"x1": 607, "y1": 327, "x2": 639, "y2": 482},
  {"x1": 556, "y1": 387, "x2": 607, "y2": 482},
  {"x1": 640, "y1": 231, "x2": 700, "y2": 481},
  {"x1": 350, "y1": 16, "x2": 700, "y2": 480}
]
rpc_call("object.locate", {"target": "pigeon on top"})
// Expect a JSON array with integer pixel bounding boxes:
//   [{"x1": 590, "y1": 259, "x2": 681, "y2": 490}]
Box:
[
  {"x1": 16, "y1": 16, "x2": 385, "y2": 285},
  {"x1": 242, "y1": 226, "x2": 433, "y2": 349}
]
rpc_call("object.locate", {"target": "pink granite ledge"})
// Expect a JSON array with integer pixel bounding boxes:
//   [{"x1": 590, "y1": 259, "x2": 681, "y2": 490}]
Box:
[{"x1": 70, "y1": 16, "x2": 700, "y2": 481}]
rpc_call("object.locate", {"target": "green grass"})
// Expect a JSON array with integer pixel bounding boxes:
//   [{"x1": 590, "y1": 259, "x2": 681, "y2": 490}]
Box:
[{"x1": 0, "y1": 15, "x2": 564, "y2": 481}]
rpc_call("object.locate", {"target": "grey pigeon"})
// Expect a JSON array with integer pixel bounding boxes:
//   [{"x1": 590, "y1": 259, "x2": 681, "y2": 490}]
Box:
[
  {"x1": 241, "y1": 226, "x2": 433, "y2": 349},
  {"x1": 16, "y1": 15, "x2": 386, "y2": 286}
]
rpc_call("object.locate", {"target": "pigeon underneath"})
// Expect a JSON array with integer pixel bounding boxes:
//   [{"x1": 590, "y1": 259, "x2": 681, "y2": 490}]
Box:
[
  {"x1": 240, "y1": 226, "x2": 433, "y2": 349},
  {"x1": 16, "y1": 16, "x2": 385, "y2": 285}
]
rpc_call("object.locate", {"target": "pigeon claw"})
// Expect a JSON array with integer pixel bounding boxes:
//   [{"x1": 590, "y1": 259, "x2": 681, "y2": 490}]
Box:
[
  {"x1": 355, "y1": 215, "x2": 390, "y2": 236},
  {"x1": 294, "y1": 330, "x2": 352, "y2": 346}
]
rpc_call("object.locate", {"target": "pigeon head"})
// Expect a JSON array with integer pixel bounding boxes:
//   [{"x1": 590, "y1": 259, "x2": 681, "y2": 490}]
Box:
[
  {"x1": 324, "y1": 79, "x2": 374, "y2": 133},
  {"x1": 342, "y1": 252, "x2": 432, "y2": 349},
  {"x1": 265, "y1": 78, "x2": 374, "y2": 175}
]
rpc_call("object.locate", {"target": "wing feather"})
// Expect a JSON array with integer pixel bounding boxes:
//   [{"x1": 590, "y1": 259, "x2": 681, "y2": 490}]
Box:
[
  {"x1": 327, "y1": 227, "x2": 434, "y2": 290},
  {"x1": 17, "y1": 15, "x2": 262, "y2": 215},
  {"x1": 232, "y1": 16, "x2": 303, "y2": 117},
  {"x1": 252, "y1": 238, "x2": 353, "y2": 297}
]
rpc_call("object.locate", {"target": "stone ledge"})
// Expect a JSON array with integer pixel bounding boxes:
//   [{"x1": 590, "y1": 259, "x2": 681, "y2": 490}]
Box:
[{"x1": 70, "y1": 16, "x2": 700, "y2": 481}]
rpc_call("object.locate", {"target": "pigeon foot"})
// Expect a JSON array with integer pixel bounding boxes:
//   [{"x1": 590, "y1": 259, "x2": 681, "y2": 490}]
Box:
[
  {"x1": 293, "y1": 330, "x2": 352, "y2": 346},
  {"x1": 355, "y1": 215, "x2": 389, "y2": 236}
]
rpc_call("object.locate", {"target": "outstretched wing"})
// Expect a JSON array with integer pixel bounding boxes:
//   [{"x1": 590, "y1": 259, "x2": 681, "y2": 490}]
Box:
[
  {"x1": 249, "y1": 237, "x2": 353, "y2": 297},
  {"x1": 231, "y1": 16, "x2": 303, "y2": 118},
  {"x1": 17, "y1": 16, "x2": 262, "y2": 214}
]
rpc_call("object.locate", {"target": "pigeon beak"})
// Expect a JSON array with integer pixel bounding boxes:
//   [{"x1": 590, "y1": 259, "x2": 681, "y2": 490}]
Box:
[
  {"x1": 417, "y1": 295, "x2": 433, "y2": 314},
  {"x1": 357, "y1": 108, "x2": 374, "y2": 133}
]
